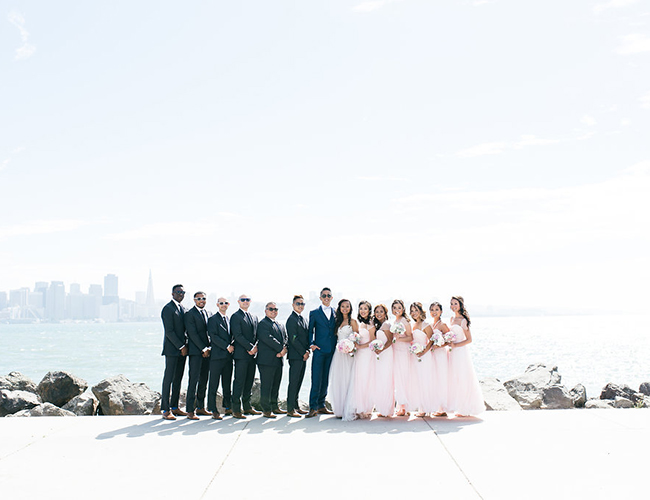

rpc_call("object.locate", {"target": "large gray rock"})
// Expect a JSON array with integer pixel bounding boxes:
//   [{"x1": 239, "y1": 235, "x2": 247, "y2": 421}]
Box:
[
  {"x1": 585, "y1": 399, "x2": 614, "y2": 409},
  {"x1": 503, "y1": 364, "x2": 561, "y2": 409},
  {"x1": 614, "y1": 396, "x2": 634, "y2": 409},
  {"x1": 600, "y1": 383, "x2": 642, "y2": 403},
  {"x1": 639, "y1": 382, "x2": 650, "y2": 396},
  {"x1": 37, "y1": 371, "x2": 87, "y2": 407},
  {"x1": 480, "y1": 378, "x2": 522, "y2": 411},
  {"x1": 0, "y1": 372, "x2": 38, "y2": 394},
  {"x1": 62, "y1": 390, "x2": 99, "y2": 416},
  {"x1": 250, "y1": 378, "x2": 262, "y2": 411},
  {"x1": 92, "y1": 375, "x2": 161, "y2": 415},
  {"x1": 0, "y1": 389, "x2": 41, "y2": 417},
  {"x1": 541, "y1": 385, "x2": 574, "y2": 409},
  {"x1": 7, "y1": 402, "x2": 76, "y2": 417},
  {"x1": 570, "y1": 384, "x2": 587, "y2": 408}
]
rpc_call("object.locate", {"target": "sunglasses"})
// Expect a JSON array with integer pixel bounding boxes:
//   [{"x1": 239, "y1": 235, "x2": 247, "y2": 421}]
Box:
[
  {"x1": 195, "y1": 298, "x2": 206, "y2": 301},
  {"x1": 174, "y1": 290, "x2": 185, "y2": 295},
  {"x1": 240, "y1": 298, "x2": 251, "y2": 302},
  {"x1": 218, "y1": 301, "x2": 229, "y2": 305},
  {"x1": 295, "y1": 302, "x2": 305, "y2": 306},
  {"x1": 321, "y1": 294, "x2": 332, "y2": 298},
  {"x1": 267, "y1": 307, "x2": 278, "y2": 312}
]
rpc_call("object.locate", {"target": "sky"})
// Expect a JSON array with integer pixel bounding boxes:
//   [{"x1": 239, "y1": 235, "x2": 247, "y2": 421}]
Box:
[{"x1": 1, "y1": 0, "x2": 649, "y2": 313}]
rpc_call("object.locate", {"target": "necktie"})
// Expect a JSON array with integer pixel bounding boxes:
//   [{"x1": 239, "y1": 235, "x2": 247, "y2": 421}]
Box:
[{"x1": 201, "y1": 309, "x2": 208, "y2": 325}]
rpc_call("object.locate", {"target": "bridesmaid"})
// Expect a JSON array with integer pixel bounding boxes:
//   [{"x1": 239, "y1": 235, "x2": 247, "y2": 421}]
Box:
[
  {"x1": 391, "y1": 299, "x2": 412, "y2": 417},
  {"x1": 447, "y1": 296, "x2": 485, "y2": 417},
  {"x1": 328, "y1": 299, "x2": 358, "y2": 421},
  {"x1": 409, "y1": 302, "x2": 434, "y2": 417},
  {"x1": 429, "y1": 302, "x2": 450, "y2": 416},
  {"x1": 353, "y1": 300, "x2": 375, "y2": 418},
  {"x1": 371, "y1": 304, "x2": 394, "y2": 417}
]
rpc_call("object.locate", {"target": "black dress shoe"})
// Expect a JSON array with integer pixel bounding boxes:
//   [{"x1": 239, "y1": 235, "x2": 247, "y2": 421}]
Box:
[
  {"x1": 244, "y1": 408, "x2": 261, "y2": 415},
  {"x1": 272, "y1": 408, "x2": 287, "y2": 414}
]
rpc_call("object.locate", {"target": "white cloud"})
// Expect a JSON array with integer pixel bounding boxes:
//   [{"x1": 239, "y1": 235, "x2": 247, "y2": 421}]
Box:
[
  {"x1": 640, "y1": 91, "x2": 650, "y2": 109},
  {"x1": 594, "y1": 0, "x2": 639, "y2": 14},
  {"x1": 0, "y1": 158, "x2": 10, "y2": 171},
  {"x1": 616, "y1": 33, "x2": 650, "y2": 54},
  {"x1": 452, "y1": 135, "x2": 562, "y2": 158},
  {"x1": 105, "y1": 213, "x2": 244, "y2": 240},
  {"x1": 8, "y1": 11, "x2": 36, "y2": 61},
  {"x1": 580, "y1": 115, "x2": 597, "y2": 126},
  {"x1": 0, "y1": 220, "x2": 87, "y2": 240},
  {"x1": 352, "y1": 0, "x2": 401, "y2": 13}
]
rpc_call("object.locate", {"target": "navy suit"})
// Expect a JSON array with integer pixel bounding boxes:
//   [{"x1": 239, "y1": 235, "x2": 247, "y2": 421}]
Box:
[
  {"x1": 308, "y1": 306, "x2": 337, "y2": 410},
  {"x1": 230, "y1": 309, "x2": 258, "y2": 413},
  {"x1": 286, "y1": 310, "x2": 309, "y2": 412},
  {"x1": 185, "y1": 306, "x2": 212, "y2": 412},
  {"x1": 160, "y1": 300, "x2": 187, "y2": 411},
  {"x1": 257, "y1": 316, "x2": 287, "y2": 413},
  {"x1": 206, "y1": 312, "x2": 234, "y2": 413}
]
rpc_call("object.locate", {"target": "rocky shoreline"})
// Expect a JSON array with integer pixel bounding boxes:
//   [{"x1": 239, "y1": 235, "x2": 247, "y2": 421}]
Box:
[{"x1": 1, "y1": 363, "x2": 648, "y2": 417}]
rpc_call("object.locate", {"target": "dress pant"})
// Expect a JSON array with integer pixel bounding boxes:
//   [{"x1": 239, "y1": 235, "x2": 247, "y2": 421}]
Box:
[
  {"x1": 186, "y1": 354, "x2": 210, "y2": 412},
  {"x1": 207, "y1": 356, "x2": 233, "y2": 413},
  {"x1": 232, "y1": 356, "x2": 256, "y2": 413},
  {"x1": 287, "y1": 358, "x2": 306, "y2": 412},
  {"x1": 161, "y1": 355, "x2": 186, "y2": 411},
  {"x1": 309, "y1": 350, "x2": 333, "y2": 410},
  {"x1": 258, "y1": 363, "x2": 282, "y2": 413}
]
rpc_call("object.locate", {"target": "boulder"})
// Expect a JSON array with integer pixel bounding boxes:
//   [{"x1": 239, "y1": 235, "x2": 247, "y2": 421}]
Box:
[
  {"x1": 0, "y1": 389, "x2": 41, "y2": 417},
  {"x1": 7, "y1": 403, "x2": 76, "y2": 417},
  {"x1": 62, "y1": 390, "x2": 99, "y2": 416},
  {"x1": 479, "y1": 378, "x2": 522, "y2": 411},
  {"x1": 92, "y1": 375, "x2": 161, "y2": 415},
  {"x1": 614, "y1": 396, "x2": 634, "y2": 409},
  {"x1": 600, "y1": 383, "x2": 642, "y2": 403},
  {"x1": 0, "y1": 372, "x2": 38, "y2": 394},
  {"x1": 503, "y1": 364, "x2": 561, "y2": 409},
  {"x1": 37, "y1": 371, "x2": 87, "y2": 407},
  {"x1": 585, "y1": 399, "x2": 614, "y2": 409},
  {"x1": 569, "y1": 384, "x2": 587, "y2": 408},
  {"x1": 541, "y1": 385, "x2": 574, "y2": 409},
  {"x1": 250, "y1": 378, "x2": 262, "y2": 411},
  {"x1": 639, "y1": 382, "x2": 650, "y2": 396}
]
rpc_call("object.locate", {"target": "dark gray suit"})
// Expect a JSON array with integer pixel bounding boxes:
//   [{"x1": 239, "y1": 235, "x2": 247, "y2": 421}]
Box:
[
  {"x1": 160, "y1": 300, "x2": 187, "y2": 411},
  {"x1": 286, "y1": 311, "x2": 309, "y2": 412},
  {"x1": 230, "y1": 309, "x2": 258, "y2": 413},
  {"x1": 185, "y1": 306, "x2": 211, "y2": 412},
  {"x1": 257, "y1": 316, "x2": 287, "y2": 413},
  {"x1": 207, "y1": 312, "x2": 234, "y2": 413}
]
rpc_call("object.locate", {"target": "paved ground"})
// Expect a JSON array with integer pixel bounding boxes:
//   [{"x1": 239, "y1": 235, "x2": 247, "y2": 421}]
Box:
[{"x1": 0, "y1": 409, "x2": 647, "y2": 499}]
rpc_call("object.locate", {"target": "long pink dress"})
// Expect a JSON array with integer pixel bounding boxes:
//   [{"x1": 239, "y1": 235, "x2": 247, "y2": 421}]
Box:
[
  {"x1": 410, "y1": 321, "x2": 435, "y2": 413},
  {"x1": 372, "y1": 324, "x2": 394, "y2": 416},
  {"x1": 447, "y1": 318, "x2": 485, "y2": 416},
  {"x1": 430, "y1": 320, "x2": 449, "y2": 414},
  {"x1": 353, "y1": 322, "x2": 374, "y2": 417},
  {"x1": 392, "y1": 317, "x2": 412, "y2": 410}
]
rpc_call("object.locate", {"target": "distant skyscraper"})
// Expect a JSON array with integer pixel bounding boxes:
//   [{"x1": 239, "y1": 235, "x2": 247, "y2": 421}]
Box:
[
  {"x1": 103, "y1": 274, "x2": 119, "y2": 305},
  {"x1": 0, "y1": 291, "x2": 7, "y2": 310},
  {"x1": 88, "y1": 284, "x2": 102, "y2": 297},
  {"x1": 46, "y1": 281, "x2": 65, "y2": 321},
  {"x1": 145, "y1": 270, "x2": 155, "y2": 307}
]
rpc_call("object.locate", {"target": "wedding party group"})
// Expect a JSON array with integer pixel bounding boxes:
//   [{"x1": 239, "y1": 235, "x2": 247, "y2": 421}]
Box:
[{"x1": 159, "y1": 285, "x2": 485, "y2": 421}]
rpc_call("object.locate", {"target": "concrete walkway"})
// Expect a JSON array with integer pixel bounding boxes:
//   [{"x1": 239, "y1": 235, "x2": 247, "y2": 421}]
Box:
[{"x1": 1, "y1": 409, "x2": 647, "y2": 499}]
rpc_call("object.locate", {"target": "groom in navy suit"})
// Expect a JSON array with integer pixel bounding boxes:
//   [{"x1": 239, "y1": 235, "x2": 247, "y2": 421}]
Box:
[{"x1": 306, "y1": 287, "x2": 337, "y2": 418}]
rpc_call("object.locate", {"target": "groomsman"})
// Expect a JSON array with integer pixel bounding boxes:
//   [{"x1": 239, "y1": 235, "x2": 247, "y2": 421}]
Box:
[
  {"x1": 184, "y1": 291, "x2": 212, "y2": 420},
  {"x1": 160, "y1": 284, "x2": 188, "y2": 420},
  {"x1": 285, "y1": 295, "x2": 310, "y2": 417},
  {"x1": 206, "y1": 297, "x2": 234, "y2": 420},
  {"x1": 306, "y1": 287, "x2": 337, "y2": 418},
  {"x1": 256, "y1": 302, "x2": 288, "y2": 418},
  {"x1": 230, "y1": 294, "x2": 260, "y2": 419}
]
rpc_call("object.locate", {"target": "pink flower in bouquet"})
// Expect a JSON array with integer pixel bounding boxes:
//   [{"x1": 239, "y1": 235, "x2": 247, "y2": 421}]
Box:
[
  {"x1": 409, "y1": 342, "x2": 425, "y2": 361},
  {"x1": 369, "y1": 339, "x2": 384, "y2": 360},
  {"x1": 337, "y1": 338, "x2": 356, "y2": 357}
]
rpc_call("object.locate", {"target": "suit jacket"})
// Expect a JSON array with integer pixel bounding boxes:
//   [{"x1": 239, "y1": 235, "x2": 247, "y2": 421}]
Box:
[
  {"x1": 161, "y1": 300, "x2": 187, "y2": 356},
  {"x1": 286, "y1": 311, "x2": 309, "y2": 360},
  {"x1": 207, "y1": 312, "x2": 234, "y2": 360},
  {"x1": 308, "y1": 306, "x2": 337, "y2": 354},
  {"x1": 185, "y1": 306, "x2": 212, "y2": 356},
  {"x1": 256, "y1": 316, "x2": 287, "y2": 367},
  {"x1": 231, "y1": 309, "x2": 258, "y2": 360}
]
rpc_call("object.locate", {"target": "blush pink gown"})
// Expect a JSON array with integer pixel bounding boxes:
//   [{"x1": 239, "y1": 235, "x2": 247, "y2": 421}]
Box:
[
  {"x1": 447, "y1": 319, "x2": 485, "y2": 416},
  {"x1": 372, "y1": 324, "x2": 394, "y2": 416},
  {"x1": 430, "y1": 320, "x2": 450, "y2": 414},
  {"x1": 410, "y1": 321, "x2": 435, "y2": 413},
  {"x1": 392, "y1": 318, "x2": 412, "y2": 411},
  {"x1": 353, "y1": 322, "x2": 374, "y2": 417}
]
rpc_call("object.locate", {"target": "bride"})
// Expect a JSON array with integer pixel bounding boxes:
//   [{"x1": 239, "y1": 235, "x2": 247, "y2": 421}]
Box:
[{"x1": 328, "y1": 299, "x2": 359, "y2": 421}]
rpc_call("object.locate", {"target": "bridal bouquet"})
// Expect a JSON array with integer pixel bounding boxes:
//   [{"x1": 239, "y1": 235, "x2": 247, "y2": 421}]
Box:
[
  {"x1": 390, "y1": 322, "x2": 406, "y2": 342},
  {"x1": 443, "y1": 331, "x2": 456, "y2": 350},
  {"x1": 431, "y1": 331, "x2": 445, "y2": 347},
  {"x1": 369, "y1": 339, "x2": 384, "y2": 359},
  {"x1": 348, "y1": 332, "x2": 362, "y2": 344},
  {"x1": 337, "y1": 338, "x2": 356, "y2": 357},
  {"x1": 409, "y1": 342, "x2": 425, "y2": 362}
]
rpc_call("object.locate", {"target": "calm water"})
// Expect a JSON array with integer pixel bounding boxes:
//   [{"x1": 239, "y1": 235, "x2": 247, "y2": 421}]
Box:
[{"x1": 1, "y1": 315, "x2": 648, "y2": 400}]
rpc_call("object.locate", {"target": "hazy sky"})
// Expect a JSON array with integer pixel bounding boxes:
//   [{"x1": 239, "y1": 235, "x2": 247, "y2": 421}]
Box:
[{"x1": 1, "y1": 0, "x2": 649, "y2": 312}]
